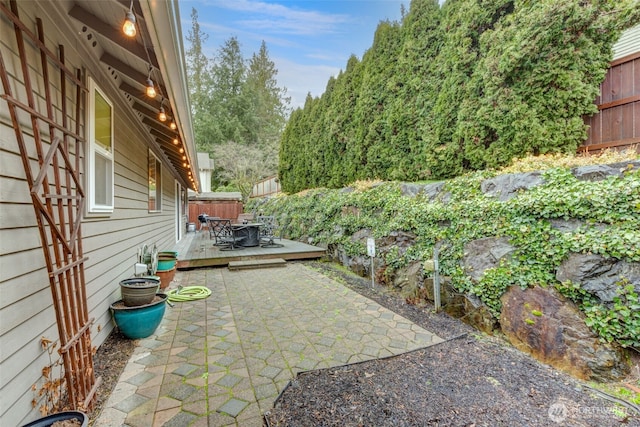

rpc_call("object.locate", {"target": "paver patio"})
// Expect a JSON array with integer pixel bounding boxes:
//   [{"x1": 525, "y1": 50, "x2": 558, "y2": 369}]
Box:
[{"x1": 95, "y1": 263, "x2": 443, "y2": 426}]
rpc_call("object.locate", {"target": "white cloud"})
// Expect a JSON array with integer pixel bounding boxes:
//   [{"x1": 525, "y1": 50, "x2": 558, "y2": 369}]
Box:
[
  {"x1": 273, "y1": 57, "x2": 341, "y2": 109},
  {"x1": 205, "y1": 0, "x2": 350, "y2": 35}
]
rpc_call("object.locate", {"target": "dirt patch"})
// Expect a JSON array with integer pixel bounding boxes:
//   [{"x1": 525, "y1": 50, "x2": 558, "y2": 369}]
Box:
[
  {"x1": 89, "y1": 330, "x2": 135, "y2": 425},
  {"x1": 264, "y1": 261, "x2": 640, "y2": 426}
]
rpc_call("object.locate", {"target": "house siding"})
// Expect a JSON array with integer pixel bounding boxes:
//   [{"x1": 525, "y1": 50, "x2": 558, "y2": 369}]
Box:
[
  {"x1": 612, "y1": 24, "x2": 640, "y2": 61},
  {"x1": 0, "y1": 2, "x2": 183, "y2": 425}
]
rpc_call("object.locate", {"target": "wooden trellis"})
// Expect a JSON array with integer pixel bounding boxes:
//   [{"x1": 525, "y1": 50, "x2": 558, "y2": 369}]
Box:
[{"x1": 0, "y1": 0, "x2": 99, "y2": 410}]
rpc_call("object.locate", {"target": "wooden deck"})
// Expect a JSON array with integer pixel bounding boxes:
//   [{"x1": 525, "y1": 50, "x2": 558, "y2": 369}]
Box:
[{"x1": 172, "y1": 231, "x2": 326, "y2": 269}]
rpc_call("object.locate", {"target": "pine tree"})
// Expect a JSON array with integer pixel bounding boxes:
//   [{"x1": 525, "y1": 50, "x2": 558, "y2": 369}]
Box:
[
  {"x1": 211, "y1": 37, "x2": 251, "y2": 145},
  {"x1": 244, "y1": 41, "x2": 291, "y2": 173},
  {"x1": 185, "y1": 8, "x2": 217, "y2": 153}
]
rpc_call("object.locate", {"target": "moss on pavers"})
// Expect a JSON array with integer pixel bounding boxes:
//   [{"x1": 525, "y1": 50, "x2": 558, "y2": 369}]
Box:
[{"x1": 96, "y1": 264, "x2": 445, "y2": 426}]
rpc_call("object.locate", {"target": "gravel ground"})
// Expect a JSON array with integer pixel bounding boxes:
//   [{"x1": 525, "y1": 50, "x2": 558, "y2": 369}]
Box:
[{"x1": 91, "y1": 261, "x2": 640, "y2": 426}]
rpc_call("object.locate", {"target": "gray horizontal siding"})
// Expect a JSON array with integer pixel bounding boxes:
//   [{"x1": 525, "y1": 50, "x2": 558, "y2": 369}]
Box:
[{"x1": 0, "y1": 2, "x2": 184, "y2": 424}]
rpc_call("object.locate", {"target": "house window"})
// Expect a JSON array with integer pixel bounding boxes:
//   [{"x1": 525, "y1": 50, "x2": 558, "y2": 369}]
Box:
[
  {"x1": 148, "y1": 151, "x2": 162, "y2": 211},
  {"x1": 87, "y1": 77, "x2": 114, "y2": 213}
]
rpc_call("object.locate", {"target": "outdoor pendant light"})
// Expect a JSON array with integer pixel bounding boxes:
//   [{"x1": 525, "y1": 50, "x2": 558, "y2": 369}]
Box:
[
  {"x1": 145, "y1": 78, "x2": 156, "y2": 98},
  {"x1": 169, "y1": 120, "x2": 177, "y2": 130},
  {"x1": 122, "y1": 2, "x2": 136, "y2": 38},
  {"x1": 145, "y1": 65, "x2": 156, "y2": 97}
]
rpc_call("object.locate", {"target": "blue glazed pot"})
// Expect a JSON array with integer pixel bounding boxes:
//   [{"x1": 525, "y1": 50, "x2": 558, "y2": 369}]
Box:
[
  {"x1": 21, "y1": 411, "x2": 88, "y2": 427},
  {"x1": 110, "y1": 294, "x2": 167, "y2": 339},
  {"x1": 157, "y1": 258, "x2": 177, "y2": 270},
  {"x1": 157, "y1": 253, "x2": 177, "y2": 270}
]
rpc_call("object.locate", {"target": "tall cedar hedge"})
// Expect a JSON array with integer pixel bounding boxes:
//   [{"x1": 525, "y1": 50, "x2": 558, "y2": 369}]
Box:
[{"x1": 278, "y1": 0, "x2": 639, "y2": 193}]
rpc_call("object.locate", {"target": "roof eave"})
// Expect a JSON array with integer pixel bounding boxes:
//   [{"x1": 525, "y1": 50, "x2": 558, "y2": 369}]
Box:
[{"x1": 139, "y1": 0, "x2": 200, "y2": 190}]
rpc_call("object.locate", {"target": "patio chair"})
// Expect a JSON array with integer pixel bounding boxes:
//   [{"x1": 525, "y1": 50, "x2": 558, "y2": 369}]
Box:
[
  {"x1": 208, "y1": 218, "x2": 247, "y2": 250},
  {"x1": 208, "y1": 218, "x2": 231, "y2": 245},
  {"x1": 256, "y1": 215, "x2": 284, "y2": 248},
  {"x1": 205, "y1": 216, "x2": 221, "y2": 240}
]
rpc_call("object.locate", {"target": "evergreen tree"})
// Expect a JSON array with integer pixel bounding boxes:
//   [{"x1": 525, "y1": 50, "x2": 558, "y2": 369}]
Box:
[
  {"x1": 245, "y1": 42, "x2": 290, "y2": 145},
  {"x1": 384, "y1": 0, "x2": 442, "y2": 180},
  {"x1": 330, "y1": 55, "x2": 364, "y2": 185},
  {"x1": 185, "y1": 8, "x2": 218, "y2": 153},
  {"x1": 456, "y1": 0, "x2": 639, "y2": 168},
  {"x1": 354, "y1": 20, "x2": 403, "y2": 180},
  {"x1": 244, "y1": 41, "x2": 291, "y2": 172},
  {"x1": 211, "y1": 37, "x2": 252, "y2": 145},
  {"x1": 277, "y1": 0, "x2": 638, "y2": 192}
]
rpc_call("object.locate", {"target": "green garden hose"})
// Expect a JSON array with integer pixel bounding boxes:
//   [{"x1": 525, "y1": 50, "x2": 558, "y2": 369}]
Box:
[{"x1": 166, "y1": 285, "x2": 212, "y2": 302}]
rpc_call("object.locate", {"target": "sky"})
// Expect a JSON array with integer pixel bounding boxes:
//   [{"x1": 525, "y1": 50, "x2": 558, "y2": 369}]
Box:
[{"x1": 179, "y1": 0, "x2": 407, "y2": 110}]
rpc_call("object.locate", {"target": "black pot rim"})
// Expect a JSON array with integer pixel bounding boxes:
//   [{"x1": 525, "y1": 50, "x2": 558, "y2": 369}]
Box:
[{"x1": 20, "y1": 410, "x2": 87, "y2": 427}]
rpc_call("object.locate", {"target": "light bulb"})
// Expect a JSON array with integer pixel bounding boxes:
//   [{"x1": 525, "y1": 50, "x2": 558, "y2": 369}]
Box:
[
  {"x1": 122, "y1": 11, "x2": 136, "y2": 38},
  {"x1": 145, "y1": 79, "x2": 156, "y2": 98}
]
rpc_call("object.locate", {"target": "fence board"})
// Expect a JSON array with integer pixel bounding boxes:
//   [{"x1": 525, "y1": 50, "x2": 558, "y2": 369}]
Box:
[
  {"x1": 580, "y1": 54, "x2": 640, "y2": 153},
  {"x1": 188, "y1": 200, "x2": 243, "y2": 223},
  {"x1": 621, "y1": 60, "x2": 634, "y2": 98}
]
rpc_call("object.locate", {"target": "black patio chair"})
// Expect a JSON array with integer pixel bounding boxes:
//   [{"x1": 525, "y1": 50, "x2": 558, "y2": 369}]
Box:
[
  {"x1": 208, "y1": 218, "x2": 247, "y2": 250},
  {"x1": 205, "y1": 216, "x2": 221, "y2": 240},
  {"x1": 256, "y1": 215, "x2": 284, "y2": 248}
]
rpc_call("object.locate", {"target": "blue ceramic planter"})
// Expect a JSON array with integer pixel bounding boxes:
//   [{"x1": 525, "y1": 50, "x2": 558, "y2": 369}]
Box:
[
  {"x1": 157, "y1": 252, "x2": 177, "y2": 270},
  {"x1": 157, "y1": 258, "x2": 177, "y2": 270},
  {"x1": 21, "y1": 411, "x2": 87, "y2": 427},
  {"x1": 110, "y1": 294, "x2": 167, "y2": 339}
]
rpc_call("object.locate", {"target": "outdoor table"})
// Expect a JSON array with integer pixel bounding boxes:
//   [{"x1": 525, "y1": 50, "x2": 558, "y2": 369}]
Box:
[{"x1": 231, "y1": 223, "x2": 263, "y2": 247}]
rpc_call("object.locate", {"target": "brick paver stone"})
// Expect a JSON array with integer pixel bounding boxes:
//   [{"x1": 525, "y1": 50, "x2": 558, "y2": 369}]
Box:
[{"x1": 96, "y1": 263, "x2": 442, "y2": 426}]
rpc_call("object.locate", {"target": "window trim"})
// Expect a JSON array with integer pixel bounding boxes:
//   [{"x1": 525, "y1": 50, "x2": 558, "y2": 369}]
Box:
[
  {"x1": 148, "y1": 150, "x2": 162, "y2": 212},
  {"x1": 86, "y1": 77, "x2": 115, "y2": 214}
]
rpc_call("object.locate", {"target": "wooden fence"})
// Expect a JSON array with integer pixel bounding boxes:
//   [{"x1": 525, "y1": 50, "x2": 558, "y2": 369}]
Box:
[
  {"x1": 250, "y1": 176, "x2": 281, "y2": 198},
  {"x1": 188, "y1": 199, "x2": 243, "y2": 223},
  {"x1": 580, "y1": 51, "x2": 640, "y2": 153}
]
